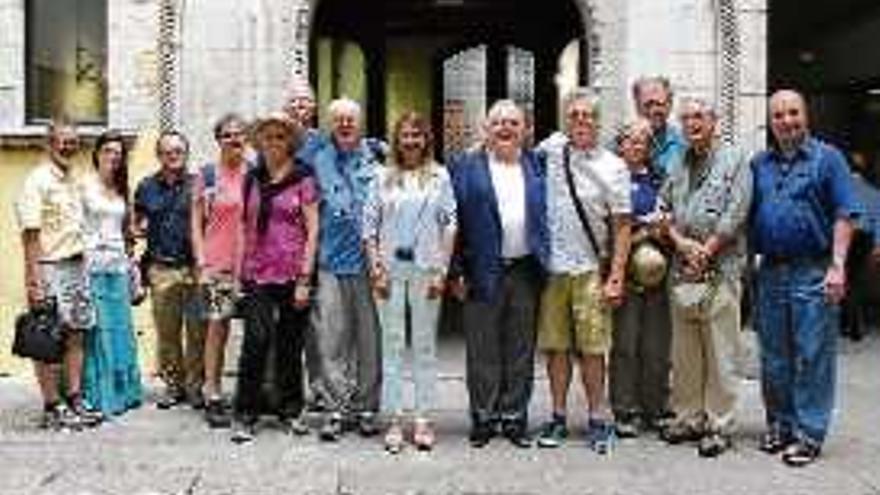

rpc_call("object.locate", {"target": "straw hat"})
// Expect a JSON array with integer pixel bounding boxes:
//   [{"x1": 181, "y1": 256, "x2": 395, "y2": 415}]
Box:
[{"x1": 629, "y1": 242, "x2": 668, "y2": 288}]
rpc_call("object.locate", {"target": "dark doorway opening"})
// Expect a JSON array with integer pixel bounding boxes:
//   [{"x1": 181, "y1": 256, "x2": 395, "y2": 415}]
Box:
[{"x1": 311, "y1": 0, "x2": 586, "y2": 156}]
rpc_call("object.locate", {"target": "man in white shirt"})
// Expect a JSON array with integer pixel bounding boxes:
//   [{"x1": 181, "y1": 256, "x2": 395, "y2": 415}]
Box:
[{"x1": 534, "y1": 89, "x2": 632, "y2": 453}]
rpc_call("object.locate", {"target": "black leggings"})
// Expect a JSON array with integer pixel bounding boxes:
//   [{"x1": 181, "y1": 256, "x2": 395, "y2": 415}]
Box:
[{"x1": 234, "y1": 283, "x2": 307, "y2": 420}]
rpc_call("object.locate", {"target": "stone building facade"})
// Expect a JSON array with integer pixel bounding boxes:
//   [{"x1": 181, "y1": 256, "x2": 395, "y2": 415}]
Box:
[
  {"x1": 0, "y1": 0, "x2": 766, "y2": 373},
  {"x1": 0, "y1": 0, "x2": 767, "y2": 157}
]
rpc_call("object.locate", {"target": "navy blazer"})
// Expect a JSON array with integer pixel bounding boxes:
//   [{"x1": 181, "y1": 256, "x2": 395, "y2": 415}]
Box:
[{"x1": 449, "y1": 149, "x2": 548, "y2": 303}]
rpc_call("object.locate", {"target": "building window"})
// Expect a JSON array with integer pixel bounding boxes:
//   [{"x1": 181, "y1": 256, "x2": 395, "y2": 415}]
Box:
[{"x1": 26, "y1": 0, "x2": 107, "y2": 124}]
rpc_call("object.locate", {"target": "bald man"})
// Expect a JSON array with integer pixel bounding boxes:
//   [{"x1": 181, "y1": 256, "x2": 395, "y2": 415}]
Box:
[{"x1": 749, "y1": 89, "x2": 861, "y2": 466}]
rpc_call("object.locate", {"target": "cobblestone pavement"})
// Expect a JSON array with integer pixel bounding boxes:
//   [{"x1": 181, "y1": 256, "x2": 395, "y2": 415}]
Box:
[{"x1": 1, "y1": 332, "x2": 879, "y2": 495}]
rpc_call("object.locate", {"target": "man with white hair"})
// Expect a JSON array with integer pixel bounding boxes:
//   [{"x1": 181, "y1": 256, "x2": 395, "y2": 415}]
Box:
[
  {"x1": 533, "y1": 89, "x2": 632, "y2": 454},
  {"x1": 305, "y1": 97, "x2": 383, "y2": 441},
  {"x1": 449, "y1": 99, "x2": 548, "y2": 448},
  {"x1": 659, "y1": 97, "x2": 752, "y2": 457}
]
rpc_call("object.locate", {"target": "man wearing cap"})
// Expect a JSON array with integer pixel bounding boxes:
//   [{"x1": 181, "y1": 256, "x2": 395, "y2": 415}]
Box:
[
  {"x1": 305, "y1": 97, "x2": 382, "y2": 441},
  {"x1": 750, "y1": 89, "x2": 860, "y2": 466}
]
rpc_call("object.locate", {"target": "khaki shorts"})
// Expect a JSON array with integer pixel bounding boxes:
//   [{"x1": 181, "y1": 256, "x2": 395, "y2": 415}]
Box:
[{"x1": 537, "y1": 272, "x2": 611, "y2": 354}]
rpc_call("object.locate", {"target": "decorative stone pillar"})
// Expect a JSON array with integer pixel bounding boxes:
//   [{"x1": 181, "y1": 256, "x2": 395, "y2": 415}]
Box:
[
  {"x1": 718, "y1": 0, "x2": 741, "y2": 145},
  {"x1": 157, "y1": 0, "x2": 181, "y2": 132}
]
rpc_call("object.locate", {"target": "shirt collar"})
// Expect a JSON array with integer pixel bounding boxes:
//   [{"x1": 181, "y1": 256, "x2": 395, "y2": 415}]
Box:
[
  {"x1": 48, "y1": 162, "x2": 67, "y2": 180},
  {"x1": 770, "y1": 135, "x2": 816, "y2": 161}
]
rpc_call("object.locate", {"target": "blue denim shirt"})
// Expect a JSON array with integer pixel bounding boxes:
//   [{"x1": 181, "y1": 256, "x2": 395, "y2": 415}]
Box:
[
  {"x1": 750, "y1": 137, "x2": 861, "y2": 258},
  {"x1": 134, "y1": 172, "x2": 194, "y2": 266},
  {"x1": 651, "y1": 125, "x2": 687, "y2": 177},
  {"x1": 306, "y1": 134, "x2": 380, "y2": 275}
]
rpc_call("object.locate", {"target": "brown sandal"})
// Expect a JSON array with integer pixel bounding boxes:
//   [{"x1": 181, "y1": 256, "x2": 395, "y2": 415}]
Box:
[{"x1": 384, "y1": 422, "x2": 404, "y2": 454}]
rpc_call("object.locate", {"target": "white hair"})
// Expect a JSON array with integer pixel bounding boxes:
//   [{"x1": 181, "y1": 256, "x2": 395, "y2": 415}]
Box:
[
  {"x1": 486, "y1": 99, "x2": 524, "y2": 124},
  {"x1": 328, "y1": 97, "x2": 362, "y2": 120},
  {"x1": 563, "y1": 87, "x2": 601, "y2": 118},
  {"x1": 678, "y1": 96, "x2": 717, "y2": 119}
]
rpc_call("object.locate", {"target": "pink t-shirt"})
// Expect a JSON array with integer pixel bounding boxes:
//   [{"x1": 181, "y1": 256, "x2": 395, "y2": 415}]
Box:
[
  {"x1": 199, "y1": 164, "x2": 246, "y2": 275},
  {"x1": 241, "y1": 175, "x2": 318, "y2": 285}
]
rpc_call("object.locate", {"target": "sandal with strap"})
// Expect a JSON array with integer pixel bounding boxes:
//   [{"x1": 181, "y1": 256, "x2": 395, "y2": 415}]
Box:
[
  {"x1": 384, "y1": 422, "x2": 405, "y2": 454},
  {"x1": 413, "y1": 418, "x2": 435, "y2": 451}
]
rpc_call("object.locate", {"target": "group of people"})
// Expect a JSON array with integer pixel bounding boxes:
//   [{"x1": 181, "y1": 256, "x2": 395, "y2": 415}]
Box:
[{"x1": 15, "y1": 74, "x2": 862, "y2": 468}]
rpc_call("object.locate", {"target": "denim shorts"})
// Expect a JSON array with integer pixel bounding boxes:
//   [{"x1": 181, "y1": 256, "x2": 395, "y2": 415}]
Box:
[{"x1": 40, "y1": 256, "x2": 96, "y2": 331}]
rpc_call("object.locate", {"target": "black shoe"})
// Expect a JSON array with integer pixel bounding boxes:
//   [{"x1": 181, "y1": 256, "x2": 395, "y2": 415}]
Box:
[
  {"x1": 506, "y1": 429, "x2": 532, "y2": 448},
  {"x1": 697, "y1": 433, "x2": 732, "y2": 458},
  {"x1": 156, "y1": 389, "x2": 186, "y2": 410},
  {"x1": 614, "y1": 413, "x2": 640, "y2": 439},
  {"x1": 661, "y1": 422, "x2": 703, "y2": 445},
  {"x1": 231, "y1": 419, "x2": 257, "y2": 444},
  {"x1": 502, "y1": 421, "x2": 532, "y2": 449},
  {"x1": 759, "y1": 428, "x2": 793, "y2": 455},
  {"x1": 204, "y1": 399, "x2": 231, "y2": 429},
  {"x1": 469, "y1": 423, "x2": 493, "y2": 448},
  {"x1": 319, "y1": 413, "x2": 343, "y2": 442},
  {"x1": 280, "y1": 413, "x2": 310, "y2": 436},
  {"x1": 782, "y1": 439, "x2": 821, "y2": 467},
  {"x1": 67, "y1": 395, "x2": 103, "y2": 428},
  {"x1": 188, "y1": 390, "x2": 205, "y2": 410},
  {"x1": 41, "y1": 403, "x2": 81, "y2": 431},
  {"x1": 357, "y1": 412, "x2": 380, "y2": 437}
]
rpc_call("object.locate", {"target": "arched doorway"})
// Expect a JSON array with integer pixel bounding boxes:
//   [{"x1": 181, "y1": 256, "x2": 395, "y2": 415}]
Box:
[{"x1": 310, "y1": 0, "x2": 589, "y2": 153}]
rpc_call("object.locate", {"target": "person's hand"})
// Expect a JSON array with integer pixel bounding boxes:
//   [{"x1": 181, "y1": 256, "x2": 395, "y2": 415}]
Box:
[
  {"x1": 292, "y1": 280, "x2": 311, "y2": 309},
  {"x1": 427, "y1": 274, "x2": 446, "y2": 300},
  {"x1": 370, "y1": 263, "x2": 389, "y2": 301},
  {"x1": 871, "y1": 246, "x2": 880, "y2": 269},
  {"x1": 824, "y1": 262, "x2": 847, "y2": 304},
  {"x1": 602, "y1": 273, "x2": 625, "y2": 308},
  {"x1": 448, "y1": 276, "x2": 468, "y2": 302},
  {"x1": 25, "y1": 278, "x2": 44, "y2": 308}
]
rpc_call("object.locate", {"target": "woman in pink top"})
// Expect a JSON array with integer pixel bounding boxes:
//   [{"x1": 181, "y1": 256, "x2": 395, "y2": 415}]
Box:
[
  {"x1": 231, "y1": 112, "x2": 319, "y2": 443},
  {"x1": 191, "y1": 113, "x2": 249, "y2": 428}
]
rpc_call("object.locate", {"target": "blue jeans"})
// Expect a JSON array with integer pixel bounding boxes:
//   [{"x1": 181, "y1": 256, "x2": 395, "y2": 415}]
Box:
[
  {"x1": 377, "y1": 262, "x2": 440, "y2": 416},
  {"x1": 756, "y1": 260, "x2": 838, "y2": 444}
]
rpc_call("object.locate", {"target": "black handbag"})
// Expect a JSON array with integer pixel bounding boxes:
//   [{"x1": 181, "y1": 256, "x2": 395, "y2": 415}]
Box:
[{"x1": 12, "y1": 300, "x2": 64, "y2": 364}]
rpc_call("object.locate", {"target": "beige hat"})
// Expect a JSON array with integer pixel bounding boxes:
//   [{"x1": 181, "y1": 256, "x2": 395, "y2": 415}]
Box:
[{"x1": 629, "y1": 241, "x2": 669, "y2": 288}]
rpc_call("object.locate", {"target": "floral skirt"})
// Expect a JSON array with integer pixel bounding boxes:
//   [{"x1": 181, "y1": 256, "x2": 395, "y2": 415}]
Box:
[{"x1": 83, "y1": 271, "x2": 143, "y2": 415}]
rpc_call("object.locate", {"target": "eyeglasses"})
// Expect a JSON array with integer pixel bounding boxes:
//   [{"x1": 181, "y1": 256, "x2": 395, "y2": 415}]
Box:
[
  {"x1": 219, "y1": 131, "x2": 245, "y2": 140},
  {"x1": 160, "y1": 147, "x2": 186, "y2": 156}
]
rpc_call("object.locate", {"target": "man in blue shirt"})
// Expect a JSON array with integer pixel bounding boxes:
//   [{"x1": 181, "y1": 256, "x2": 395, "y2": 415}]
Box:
[
  {"x1": 750, "y1": 89, "x2": 860, "y2": 467},
  {"x1": 305, "y1": 98, "x2": 382, "y2": 441},
  {"x1": 134, "y1": 131, "x2": 206, "y2": 410},
  {"x1": 632, "y1": 76, "x2": 687, "y2": 177}
]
